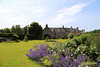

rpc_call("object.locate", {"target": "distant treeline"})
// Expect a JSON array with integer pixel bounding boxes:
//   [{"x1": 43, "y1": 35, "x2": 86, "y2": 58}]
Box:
[
  {"x1": 86, "y1": 29, "x2": 100, "y2": 33},
  {"x1": 0, "y1": 22, "x2": 42, "y2": 40}
]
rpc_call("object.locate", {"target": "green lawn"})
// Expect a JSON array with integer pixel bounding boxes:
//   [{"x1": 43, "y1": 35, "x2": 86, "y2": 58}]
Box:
[{"x1": 0, "y1": 39, "x2": 67, "y2": 67}]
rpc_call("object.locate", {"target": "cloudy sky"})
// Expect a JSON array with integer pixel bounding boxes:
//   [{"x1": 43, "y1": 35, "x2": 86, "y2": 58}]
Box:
[{"x1": 0, "y1": 0, "x2": 100, "y2": 31}]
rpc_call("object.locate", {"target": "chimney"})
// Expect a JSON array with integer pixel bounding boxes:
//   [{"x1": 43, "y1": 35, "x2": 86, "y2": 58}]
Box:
[
  {"x1": 77, "y1": 27, "x2": 79, "y2": 30},
  {"x1": 46, "y1": 24, "x2": 48, "y2": 27},
  {"x1": 62, "y1": 25, "x2": 64, "y2": 28},
  {"x1": 71, "y1": 26, "x2": 72, "y2": 29}
]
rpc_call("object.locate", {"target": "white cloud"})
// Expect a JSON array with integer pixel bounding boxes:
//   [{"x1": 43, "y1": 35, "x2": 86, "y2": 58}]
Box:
[
  {"x1": 58, "y1": 3, "x2": 88, "y2": 16},
  {"x1": 0, "y1": 6, "x2": 12, "y2": 13},
  {"x1": 6, "y1": 14, "x2": 26, "y2": 22},
  {"x1": 50, "y1": 3, "x2": 88, "y2": 25}
]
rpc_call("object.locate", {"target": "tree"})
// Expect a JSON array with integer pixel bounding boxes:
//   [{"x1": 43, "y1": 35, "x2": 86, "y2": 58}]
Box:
[
  {"x1": 28, "y1": 22, "x2": 42, "y2": 39},
  {"x1": 11, "y1": 25, "x2": 24, "y2": 34},
  {"x1": 4, "y1": 28, "x2": 10, "y2": 33},
  {"x1": 11, "y1": 25, "x2": 16, "y2": 33},
  {"x1": 15, "y1": 25, "x2": 22, "y2": 34},
  {"x1": 0, "y1": 29, "x2": 5, "y2": 33}
]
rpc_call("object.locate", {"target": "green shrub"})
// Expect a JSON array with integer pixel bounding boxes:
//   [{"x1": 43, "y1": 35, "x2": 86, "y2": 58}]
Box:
[
  {"x1": 72, "y1": 37, "x2": 81, "y2": 46},
  {"x1": 12, "y1": 34, "x2": 19, "y2": 41},
  {"x1": 95, "y1": 35, "x2": 100, "y2": 53},
  {"x1": 90, "y1": 48, "x2": 98, "y2": 61},
  {"x1": 61, "y1": 36, "x2": 64, "y2": 39},
  {"x1": 23, "y1": 35, "x2": 28, "y2": 42},
  {"x1": 65, "y1": 40, "x2": 77, "y2": 49},
  {"x1": 43, "y1": 34, "x2": 51, "y2": 39},
  {"x1": 45, "y1": 36, "x2": 49, "y2": 39},
  {"x1": 67, "y1": 33, "x2": 74, "y2": 39},
  {"x1": 96, "y1": 56, "x2": 100, "y2": 60}
]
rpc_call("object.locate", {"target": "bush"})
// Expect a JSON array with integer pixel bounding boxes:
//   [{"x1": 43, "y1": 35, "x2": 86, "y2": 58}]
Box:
[
  {"x1": 65, "y1": 40, "x2": 77, "y2": 49},
  {"x1": 94, "y1": 35, "x2": 100, "y2": 54},
  {"x1": 26, "y1": 44, "x2": 49, "y2": 61},
  {"x1": 68, "y1": 33, "x2": 74, "y2": 39},
  {"x1": 26, "y1": 43, "x2": 86, "y2": 67},
  {"x1": 45, "y1": 36, "x2": 49, "y2": 39},
  {"x1": 61, "y1": 36, "x2": 64, "y2": 39},
  {"x1": 12, "y1": 34, "x2": 19, "y2": 41},
  {"x1": 72, "y1": 37, "x2": 81, "y2": 46},
  {"x1": 43, "y1": 34, "x2": 51, "y2": 39},
  {"x1": 23, "y1": 35, "x2": 28, "y2": 42}
]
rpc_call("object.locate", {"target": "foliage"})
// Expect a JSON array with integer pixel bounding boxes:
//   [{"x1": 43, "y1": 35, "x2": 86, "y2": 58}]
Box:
[
  {"x1": 86, "y1": 29, "x2": 100, "y2": 33},
  {"x1": 28, "y1": 22, "x2": 42, "y2": 39},
  {"x1": 94, "y1": 34, "x2": 100, "y2": 54},
  {"x1": 26, "y1": 43, "x2": 86, "y2": 67},
  {"x1": 11, "y1": 25, "x2": 16, "y2": 33},
  {"x1": 12, "y1": 34, "x2": 19, "y2": 41},
  {"x1": 67, "y1": 33, "x2": 74, "y2": 39},
  {"x1": 11, "y1": 25, "x2": 24, "y2": 34},
  {"x1": 61, "y1": 36, "x2": 64, "y2": 39},
  {"x1": 4, "y1": 28, "x2": 10, "y2": 33},
  {"x1": 26, "y1": 44, "x2": 49, "y2": 61},
  {"x1": 23, "y1": 35, "x2": 28, "y2": 42},
  {"x1": 0, "y1": 33, "x2": 13, "y2": 38},
  {"x1": 45, "y1": 36, "x2": 49, "y2": 39},
  {"x1": 43, "y1": 34, "x2": 51, "y2": 39},
  {"x1": 0, "y1": 29, "x2": 5, "y2": 33}
]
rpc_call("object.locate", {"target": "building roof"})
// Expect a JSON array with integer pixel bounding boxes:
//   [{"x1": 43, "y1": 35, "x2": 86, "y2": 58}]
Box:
[{"x1": 44, "y1": 24, "x2": 85, "y2": 33}]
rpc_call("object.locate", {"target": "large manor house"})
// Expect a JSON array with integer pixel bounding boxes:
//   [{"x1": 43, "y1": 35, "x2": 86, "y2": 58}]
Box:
[{"x1": 43, "y1": 24, "x2": 85, "y2": 39}]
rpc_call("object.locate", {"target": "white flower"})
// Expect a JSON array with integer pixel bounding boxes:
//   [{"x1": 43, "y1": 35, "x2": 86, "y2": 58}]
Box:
[{"x1": 78, "y1": 48, "x2": 80, "y2": 50}]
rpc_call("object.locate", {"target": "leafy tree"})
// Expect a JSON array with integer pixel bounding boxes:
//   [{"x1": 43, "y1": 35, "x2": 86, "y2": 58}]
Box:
[
  {"x1": 4, "y1": 28, "x2": 10, "y2": 33},
  {"x1": 15, "y1": 25, "x2": 22, "y2": 34},
  {"x1": 28, "y1": 22, "x2": 42, "y2": 39},
  {"x1": 11, "y1": 25, "x2": 16, "y2": 33},
  {"x1": 24, "y1": 26, "x2": 28, "y2": 35},
  {"x1": 11, "y1": 25, "x2": 24, "y2": 34},
  {"x1": 68, "y1": 33, "x2": 74, "y2": 39},
  {"x1": 0, "y1": 29, "x2": 5, "y2": 33}
]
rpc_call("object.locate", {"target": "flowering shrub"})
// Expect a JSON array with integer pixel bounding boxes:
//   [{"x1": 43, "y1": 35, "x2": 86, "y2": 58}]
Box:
[
  {"x1": 26, "y1": 33, "x2": 98, "y2": 67},
  {"x1": 26, "y1": 44, "x2": 49, "y2": 61},
  {"x1": 26, "y1": 43, "x2": 86, "y2": 67}
]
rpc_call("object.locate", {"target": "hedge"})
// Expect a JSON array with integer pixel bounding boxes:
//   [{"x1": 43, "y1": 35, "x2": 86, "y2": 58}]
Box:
[{"x1": 0, "y1": 33, "x2": 41, "y2": 40}]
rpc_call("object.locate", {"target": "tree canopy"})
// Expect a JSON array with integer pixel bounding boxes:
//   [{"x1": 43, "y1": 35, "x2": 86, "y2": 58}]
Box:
[
  {"x1": 11, "y1": 25, "x2": 24, "y2": 34},
  {"x1": 4, "y1": 28, "x2": 10, "y2": 33},
  {"x1": 28, "y1": 22, "x2": 42, "y2": 39}
]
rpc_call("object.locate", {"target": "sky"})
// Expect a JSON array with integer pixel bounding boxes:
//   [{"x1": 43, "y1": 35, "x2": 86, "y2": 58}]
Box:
[{"x1": 0, "y1": 0, "x2": 100, "y2": 32}]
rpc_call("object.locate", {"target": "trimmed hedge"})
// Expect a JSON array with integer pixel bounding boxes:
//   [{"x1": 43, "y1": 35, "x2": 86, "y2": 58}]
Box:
[
  {"x1": 0, "y1": 33, "x2": 13, "y2": 38},
  {"x1": 0, "y1": 33, "x2": 40, "y2": 40}
]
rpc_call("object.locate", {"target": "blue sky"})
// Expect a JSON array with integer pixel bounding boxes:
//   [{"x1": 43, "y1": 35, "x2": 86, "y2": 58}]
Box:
[{"x1": 0, "y1": 0, "x2": 100, "y2": 32}]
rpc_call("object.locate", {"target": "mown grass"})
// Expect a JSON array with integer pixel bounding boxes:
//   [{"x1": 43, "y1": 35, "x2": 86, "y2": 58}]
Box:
[{"x1": 0, "y1": 39, "x2": 67, "y2": 67}]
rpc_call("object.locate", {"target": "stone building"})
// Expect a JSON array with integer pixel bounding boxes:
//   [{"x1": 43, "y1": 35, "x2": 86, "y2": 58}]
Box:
[{"x1": 43, "y1": 24, "x2": 85, "y2": 39}]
